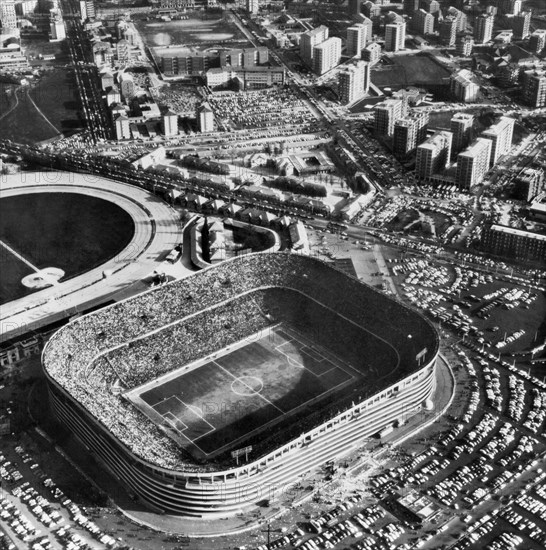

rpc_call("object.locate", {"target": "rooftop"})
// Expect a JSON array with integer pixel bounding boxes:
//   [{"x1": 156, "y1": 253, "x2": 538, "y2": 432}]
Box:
[{"x1": 490, "y1": 224, "x2": 546, "y2": 241}]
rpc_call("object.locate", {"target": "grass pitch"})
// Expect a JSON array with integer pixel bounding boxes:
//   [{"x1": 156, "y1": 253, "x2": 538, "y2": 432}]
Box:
[
  {"x1": 0, "y1": 193, "x2": 135, "y2": 304},
  {"x1": 127, "y1": 326, "x2": 360, "y2": 457},
  {"x1": 372, "y1": 54, "x2": 451, "y2": 90}
]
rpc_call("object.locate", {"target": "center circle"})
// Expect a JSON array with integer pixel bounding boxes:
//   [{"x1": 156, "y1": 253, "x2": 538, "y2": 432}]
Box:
[{"x1": 231, "y1": 376, "x2": 264, "y2": 396}]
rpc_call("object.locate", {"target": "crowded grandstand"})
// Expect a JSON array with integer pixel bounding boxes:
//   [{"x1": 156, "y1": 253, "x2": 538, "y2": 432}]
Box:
[{"x1": 42, "y1": 253, "x2": 439, "y2": 515}]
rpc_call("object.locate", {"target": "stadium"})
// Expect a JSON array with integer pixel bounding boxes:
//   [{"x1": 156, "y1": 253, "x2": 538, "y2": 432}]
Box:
[{"x1": 42, "y1": 253, "x2": 439, "y2": 517}]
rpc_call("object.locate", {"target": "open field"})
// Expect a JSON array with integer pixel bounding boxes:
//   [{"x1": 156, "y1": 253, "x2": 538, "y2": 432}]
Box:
[
  {"x1": 0, "y1": 249, "x2": 35, "y2": 305},
  {"x1": 0, "y1": 192, "x2": 135, "y2": 304},
  {"x1": 371, "y1": 54, "x2": 451, "y2": 90},
  {"x1": 129, "y1": 325, "x2": 361, "y2": 456},
  {"x1": 0, "y1": 68, "x2": 82, "y2": 144}
]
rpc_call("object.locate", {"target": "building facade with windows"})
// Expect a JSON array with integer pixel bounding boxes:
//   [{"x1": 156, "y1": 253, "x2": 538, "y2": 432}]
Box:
[
  {"x1": 385, "y1": 22, "x2": 406, "y2": 52},
  {"x1": 338, "y1": 61, "x2": 370, "y2": 104},
  {"x1": 300, "y1": 25, "x2": 329, "y2": 66},
  {"x1": 481, "y1": 117, "x2": 514, "y2": 166},
  {"x1": 481, "y1": 225, "x2": 546, "y2": 262},
  {"x1": 474, "y1": 14, "x2": 494, "y2": 44},
  {"x1": 415, "y1": 131, "x2": 453, "y2": 180},
  {"x1": 456, "y1": 138, "x2": 491, "y2": 189},
  {"x1": 312, "y1": 36, "x2": 342, "y2": 75},
  {"x1": 450, "y1": 69, "x2": 479, "y2": 102},
  {"x1": 42, "y1": 254, "x2": 439, "y2": 517}
]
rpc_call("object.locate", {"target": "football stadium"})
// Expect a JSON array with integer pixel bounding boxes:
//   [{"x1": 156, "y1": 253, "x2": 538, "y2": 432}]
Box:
[{"x1": 42, "y1": 253, "x2": 439, "y2": 517}]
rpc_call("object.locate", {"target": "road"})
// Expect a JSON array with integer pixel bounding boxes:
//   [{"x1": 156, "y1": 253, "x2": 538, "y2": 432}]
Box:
[{"x1": 60, "y1": 0, "x2": 112, "y2": 142}]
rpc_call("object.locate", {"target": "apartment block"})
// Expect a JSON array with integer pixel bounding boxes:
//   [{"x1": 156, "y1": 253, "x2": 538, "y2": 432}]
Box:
[
  {"x1": 456, "y1": 138, "x2": 491, "y2": 189},
  {"x1": 415, "y1": 131, "x2": 453, "y2": 180},
  {"x1": 481, "y1": 117, "x2": 514, "y2": 166}
]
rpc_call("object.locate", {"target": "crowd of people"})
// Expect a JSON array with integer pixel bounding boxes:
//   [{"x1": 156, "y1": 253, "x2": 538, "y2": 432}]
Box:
[
  {"x1": 43, "y1": 253, "x2": 438, "y2": 471},
  {"x1": 208, "y1": 88, "x2": 316, "y2": 130},
  {"x1": 108, "y1": 294, "x2": 271, "y2": 389}
]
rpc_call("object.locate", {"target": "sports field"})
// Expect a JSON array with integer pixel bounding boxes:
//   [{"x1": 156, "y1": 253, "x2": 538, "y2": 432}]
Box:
[
  {"x1": 127, "y1": 326, "x2": 361, "y2": 457},
  {"x1": 134, "y1": 15, "x2": 248, "y2": 49},
  {"x1": 0, "y1": 193, "x2": 135, "y2": 304},
  {"x1": 371, "y1": 54, "x2": 451, "y2": 90}
]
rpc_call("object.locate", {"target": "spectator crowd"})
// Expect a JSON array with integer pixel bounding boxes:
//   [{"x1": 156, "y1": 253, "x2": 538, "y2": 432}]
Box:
[{"x1": 43, "y1": 253, "x2": 439, "y2": 471}]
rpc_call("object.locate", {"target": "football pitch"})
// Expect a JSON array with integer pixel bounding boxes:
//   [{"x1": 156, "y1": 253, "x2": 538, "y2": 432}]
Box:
[{"x1": 126, "y1": 326, "x2": 361, "y2": 457}]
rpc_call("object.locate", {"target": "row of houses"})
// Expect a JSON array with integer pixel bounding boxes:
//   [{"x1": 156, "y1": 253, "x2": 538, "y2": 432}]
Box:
[{"x1": 168, "y1": 190, "x2": 305, "y2": 227}]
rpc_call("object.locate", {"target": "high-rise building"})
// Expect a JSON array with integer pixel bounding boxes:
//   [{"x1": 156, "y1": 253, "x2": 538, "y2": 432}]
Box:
[
  {"x1": 403, "y1": 0, "x2": 420, "y2": 16},
  {"x1": 338, "y1": 60, "x2": 370, "y2": 104},
  {"x1": 496, "y1": 63, "x2": 520, "y2": 88},
  {"x1": 16, "y1": 0, "x2": 38, "y2": 17},
  {"x1": 510, "y1": 11, "x2": 531, "y2": 39},
  {"x1": 415, "y1": 131, "x2": 452, "y2": 180},
  {"x1": 501, "y1": 0, "x2": 521, "y2": 16},
  {"x1": 450, "y1": 69, "x2": 479, "y2": 102},
  {"x1": 374, "y1": 98, "x2": 404, "y2": 137},
  {"x1": 420, "y1": 0, "x2": 439, "y2": 14},
  {"x1": 456, "y1": 138, "x2": 491, "y2": 189},
  {"x1": 80, "y1": 0, "x2": 95, "y2": 20},
  {"x1": 439, "y1": 16, "x2": 458, "y2": 45},
  {"x1": 359, "y1": 16, "x2": 373, "y2": 42},
  {"x1": 481, "y1": 117, "x2": 514, "y2": 166},
  {"x1": 114, "y1": 115, "x2": 131, "y2": 140},
  {"x1": 447, "y1": 7, "x2": 467, "y2": 32},
  {"x1": 385, "y1": 22, "x2": 406, "y2": 52},
  {"x1": 456, "y1": 35, "x2": 474, "y2": 56},
  {"x1": 522, "y1": 70, "x2": 546, "y2": 108},
  {"x1": 513, "y1": 168, "x2": 544, "y2": 202},
  {"x1": 393, "y1": 119, "x2": 416, "y2": 158},
  {"x1": 312, "y1": 37, "x2": 342, "y2": 75},
  {"x1": 361, "y1": 41, "x2": 381, "y2": 64},
  {"x1": 246, "y1": 0, "x2": 259, "y2": 15},
  {"x1": 450, "y1": 112, "x2": 474, "y2": 156},
  {"x1": 347, "y1": 24, "x2": 367, "y2": 56},
  {"x1": 50, "y1": 11, "x2": 66, "y2": 41},
  {"x1": 116, "y1": 39, "x2": 131, "y2": 66},
  {"x1": 413, "y1": 110, "x2": 429, "y2": 145},
  {"x1": 474, "y1": 14, "x2": 494, "y2": 44},
  {"x1": 162, "y1": 110, "x2": 178, "y2": 137},
  {"x1": 529, "y1": 29, "x2": 546, "y2": 54},
  {"x1": 362, "y1": 1, "x2": 381, "y2": 19},
  {"x1": 1, "y1": 0, "x2": 17, "y2": 31},
  {"x1": 119, "y1": 72, "x2": 135, "y2": 99},
  {"x1": 348, "y1": 0, "x2": 361, "y2": 17},
  {"x1": 413, "y1": 9, "x2": 434, "y2": 35},
  {"x1": 300, "y1": 25, "x2": 329, "y2": 65},
  {"x1": 197, "y1": 102, "x2": 214, "y2": 132}
]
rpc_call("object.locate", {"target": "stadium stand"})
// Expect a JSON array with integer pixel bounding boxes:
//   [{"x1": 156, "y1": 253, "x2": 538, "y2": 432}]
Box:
[{"x1": 43, "y1": 253, "x2": 439, "y2": 516}]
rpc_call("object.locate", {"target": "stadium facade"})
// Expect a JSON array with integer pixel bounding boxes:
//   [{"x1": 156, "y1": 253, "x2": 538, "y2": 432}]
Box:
[{"x1": 42, "y1": 254, "x2": 439, "y2": 517}]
